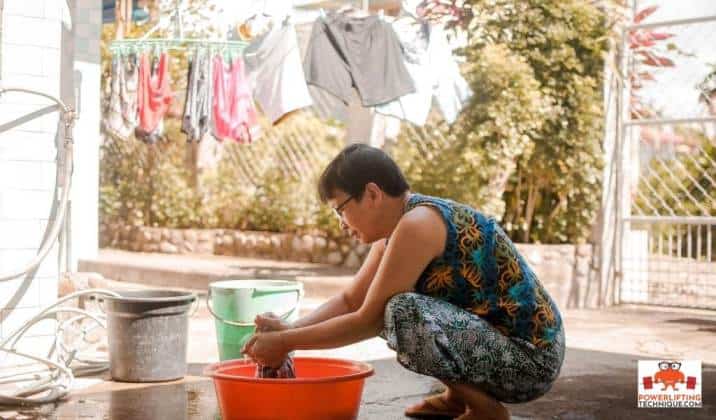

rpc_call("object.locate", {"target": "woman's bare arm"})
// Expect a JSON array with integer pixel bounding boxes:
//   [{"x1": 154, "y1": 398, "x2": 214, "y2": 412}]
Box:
[{"x1": 289, "y1": 239, "x2": 387, "y2": 329}]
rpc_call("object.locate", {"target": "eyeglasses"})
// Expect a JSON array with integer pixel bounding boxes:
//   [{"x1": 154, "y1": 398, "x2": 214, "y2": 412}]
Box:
[
  {"x1": 658, "y1": 361, "x2": 681, "y2": 370},
  {"x1": 332, "y1": 195, "x2": 353, "y2": 220}
]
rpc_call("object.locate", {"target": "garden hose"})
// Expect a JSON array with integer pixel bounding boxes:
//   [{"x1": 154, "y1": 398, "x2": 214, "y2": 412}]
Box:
[
  {"x1": 0, "y1": 86, "x2": 75, "y2": 283},
  {"x1": 0, "y1": 87, "x2": 114, "y2": 406},
  {"x1": 0, "y1": 289, "x2": 120, "y2": 406}
]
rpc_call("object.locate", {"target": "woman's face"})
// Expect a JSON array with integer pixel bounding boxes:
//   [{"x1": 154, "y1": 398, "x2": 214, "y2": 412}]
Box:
[{"x1": 329, "y1": 185, "x2": 383, "y2": 243}]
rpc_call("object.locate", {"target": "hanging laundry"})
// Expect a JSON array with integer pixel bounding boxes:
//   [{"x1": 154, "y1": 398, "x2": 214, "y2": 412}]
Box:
[
  {"x1": 123, "y1": 54, "x2": 140, "y2": 132},
  {"x1": 182, "y1": 48, "x2": 213, "y2": 142},
  {"x1": 303, "y1": 12, "x2": 415, "y2": 122},
  {"x1": 196, "y1": 132, "x2": 224, "y2": 170},
  {"x1": 105, "y1": 54, "x2": 139, "y2": 140},
  {"x1": 374, "y1": 19, "x2": 432, "y2": 126},
  {"x1": 244, "y1": 16, "x2": 312, "y2": 125},
  {"x1": 135, "y1": 52, "x2": 174, "y2": 144},
  {"x1": 375, "y1": 21, "x2": 472, "y2": 125},
  {"x1": 211, "y1": 55, "x2": 260, "y2": 143},
  {"x1": 429, "y1": 25, "x2": 472, "y2": 124}
]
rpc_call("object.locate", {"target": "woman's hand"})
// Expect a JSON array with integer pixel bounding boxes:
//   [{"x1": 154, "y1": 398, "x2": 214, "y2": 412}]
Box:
[
  {"x1": 254, "y1": 312, "x2": 292, "y2": 333},
  {"x1": 241, "y1": 331, "x2": 289, "y2": 368}
]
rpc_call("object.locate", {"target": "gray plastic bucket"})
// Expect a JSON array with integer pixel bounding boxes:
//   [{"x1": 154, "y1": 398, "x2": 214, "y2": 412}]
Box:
[{"x1": 102, "y1": 289, "x2": 197, "y2": 382}]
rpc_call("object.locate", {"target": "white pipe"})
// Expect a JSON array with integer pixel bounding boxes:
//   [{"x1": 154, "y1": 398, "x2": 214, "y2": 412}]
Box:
[
  {"x1": 0, "y1": 289, "x2": 120, "y2": 406},
  {"x1": 0, "y1": 85, "x2": 119, "y2": 406},
  {"x1": 0, "y1": 87, "x2": 76, "y2": 282}
]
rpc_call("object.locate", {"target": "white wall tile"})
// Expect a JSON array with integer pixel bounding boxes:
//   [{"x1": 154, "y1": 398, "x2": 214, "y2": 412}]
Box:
[
  {"x1": 0, "y1": 275, "x2": 41, "y2": 309},
  {"x1": 0, "y1": 102, "x2": 63, "y2": 133},
  {"x1": 0, "y1": 75, "x2": 59, "y2": 105},
  {"x1": 44, "y1": 0, "x2": 63, "y2": 20},
  {"x1": 4, "y1": 0, "x2": 46, "y2": 19},
  {"x1": 1, "y1": 44, "x2": 45, "y2": 76},
  {"x1": 0, "y1": 160, "x2": 56, "y2": 191},
  {"x1": 0, "y1": 189, "x2": 55, "y2": 219},
  {"x1": 0, "y1": 131, "x2": 58, "y2": 161},
  {"x1": 3, "y1": 15, "x2": 61, "y2": 49},
  {"x1": 0, "y1": 219, "x2": 47, "y2": 249},
  {"x1": 41, "y1": 48, "x2": 62, "y2": 77},
  {"x1": 0, "y1": 247, "x2": 58, "y2": 279}
]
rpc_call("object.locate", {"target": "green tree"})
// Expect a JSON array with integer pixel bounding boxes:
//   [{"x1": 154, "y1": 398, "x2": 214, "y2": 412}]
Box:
[
  {"x1": 394, "y1": 43, "x2": 547, "y2": 217},
  {"x1": 415, "y1": 0, "x2": 608, "y2": 243}
]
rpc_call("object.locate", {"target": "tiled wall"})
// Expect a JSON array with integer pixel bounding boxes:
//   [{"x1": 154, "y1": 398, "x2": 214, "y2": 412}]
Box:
[
  {"x1": 0, "y1": 0, "x2": 64, "y2": 346},
  {"x1": 0, "y1": 0, "x2": 100, "y2": 356}
]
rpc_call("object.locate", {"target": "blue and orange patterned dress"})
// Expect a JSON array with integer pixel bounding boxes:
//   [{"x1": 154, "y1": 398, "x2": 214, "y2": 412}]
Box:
[{"x1": 381, "y1": 193, "x2": 565, "y2": 403}]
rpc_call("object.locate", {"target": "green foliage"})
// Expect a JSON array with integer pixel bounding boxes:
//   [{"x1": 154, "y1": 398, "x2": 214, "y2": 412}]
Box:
[
  {"x1": 100, "y1": 0, "x2": 608, "y2": 245},
  {"x1": 100, "y1": 119, "x2": 201, "y2": 228},
  {"x1": 100, "y1": 8, "x2": 344, "y2": 237},
  {"x1": 99, "y1": 111, "x2": 345, "y2": 235},
  {"x1": 478, "y1": 0, "x2": 607, "y2": 244},
  {"x1": 394, "y1": 43, "x2": 546, "y2": 217},
  {"x1": 404, "y1": 0, "x2": 607, "y2": 243}
]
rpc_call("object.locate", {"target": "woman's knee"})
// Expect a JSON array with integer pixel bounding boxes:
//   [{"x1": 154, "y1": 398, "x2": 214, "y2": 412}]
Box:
[
  {"x1": 382, "y1": 292, "x2": 423, "y2": 336},
  {"x1": 385, "y1": 292, "x2": 422, "y2": 318}
]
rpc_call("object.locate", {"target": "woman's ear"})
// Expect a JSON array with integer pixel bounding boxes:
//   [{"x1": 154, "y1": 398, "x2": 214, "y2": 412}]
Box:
[{"x1": 364, "y1": 182, "x2": 382, "y2": 204}]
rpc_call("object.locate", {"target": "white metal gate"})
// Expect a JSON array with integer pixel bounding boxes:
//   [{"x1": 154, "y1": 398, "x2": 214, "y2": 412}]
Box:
[{"x1": 605, "y1": 4, "x2": 716, "y2": 309}]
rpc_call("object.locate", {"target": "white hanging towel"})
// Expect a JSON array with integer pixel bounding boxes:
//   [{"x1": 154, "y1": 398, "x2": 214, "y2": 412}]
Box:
[
  {"x1": 243, "y1": 17, "x2": 313, "y2": 124},
  {"x1": 375, "y1": 21, "x2": 472, "y2": 125}
]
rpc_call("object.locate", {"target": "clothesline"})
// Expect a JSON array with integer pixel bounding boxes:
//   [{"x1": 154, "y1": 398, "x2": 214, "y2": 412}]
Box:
[
  {"x1": 105, "y1": 9, "x2": 473, "y2": 152},
  {"x1": 109, "y1": 38, "x2": 249, "y2": 55}
]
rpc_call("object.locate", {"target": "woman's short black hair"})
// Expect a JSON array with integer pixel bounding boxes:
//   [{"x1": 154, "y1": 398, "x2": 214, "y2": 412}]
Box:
[{"x1": 318, "y1": 144, "x2": 410, "y2": 202}]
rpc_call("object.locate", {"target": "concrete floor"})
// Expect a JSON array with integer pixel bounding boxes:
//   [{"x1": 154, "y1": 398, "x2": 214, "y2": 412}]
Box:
[
  {"x1": 3, "y1": 348, "x2": 714, "y2": 419},
  {"x1": 1, "y1": 250, "x2": 715, "y2": 419}
]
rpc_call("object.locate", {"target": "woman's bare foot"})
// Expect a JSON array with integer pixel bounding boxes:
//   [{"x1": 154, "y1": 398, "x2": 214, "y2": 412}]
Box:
[
  {"x1": 446, "y1": 382, "x2": 510, "y2": 420},
  {"x1": 404, "y1": 388, "x2": 466, "y2": 418}
]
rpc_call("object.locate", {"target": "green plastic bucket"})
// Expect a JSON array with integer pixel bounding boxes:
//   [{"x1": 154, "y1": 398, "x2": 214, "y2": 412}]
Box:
[{"x1": 207, "y1": 280, "x2": 303, "y2": 361}]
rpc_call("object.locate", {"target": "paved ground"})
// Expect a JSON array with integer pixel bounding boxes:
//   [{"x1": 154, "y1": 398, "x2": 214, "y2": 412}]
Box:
[
  {"x1": 1, "y1": 250, "x2": 714, "y2": 419},
  {"x1": 3, "y1": 345, "x2": 714, "y2": 419}
]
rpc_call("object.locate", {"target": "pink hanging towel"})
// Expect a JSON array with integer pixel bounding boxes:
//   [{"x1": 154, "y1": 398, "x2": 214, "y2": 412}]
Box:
[
  {"x1": 136, "y1": 52, "x2": 173, "y2": 143},
  {"x1": 212, "y1": 55, "x2": 261, "y2": 143}
]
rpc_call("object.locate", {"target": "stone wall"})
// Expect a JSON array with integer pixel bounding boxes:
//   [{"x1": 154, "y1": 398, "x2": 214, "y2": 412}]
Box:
[
  {"x1": 101, "y1": 224, "x2": 596, "y2": 308},
  {"x1": 100, "y1": 223, "x2": 371, "y2": 269},
  {"x1": 516, "y1": 243, "x2": 596, "y2": 309}
]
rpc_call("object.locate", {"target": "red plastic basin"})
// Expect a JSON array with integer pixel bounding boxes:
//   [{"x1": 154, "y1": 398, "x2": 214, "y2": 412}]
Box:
[{"x1": 203, "y1": 357, "x2": 374, "y2": 420}]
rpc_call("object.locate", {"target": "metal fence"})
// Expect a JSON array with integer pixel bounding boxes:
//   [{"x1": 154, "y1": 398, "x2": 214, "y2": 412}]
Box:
[
  {"x1": 608, "y1": 6, "x2": 716, "y2": 309},
  {"x1": 220, "y1": 112, "x2": 342, "y2": 185}
]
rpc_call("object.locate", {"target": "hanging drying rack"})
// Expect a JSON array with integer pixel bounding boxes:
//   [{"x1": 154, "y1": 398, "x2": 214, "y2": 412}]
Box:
[
  {"x1": 108, "y1": 1, "x2": 249, "y2": 56},
  {"x1": 109, "y1": 38, "x2": 249, "y2": 56}
]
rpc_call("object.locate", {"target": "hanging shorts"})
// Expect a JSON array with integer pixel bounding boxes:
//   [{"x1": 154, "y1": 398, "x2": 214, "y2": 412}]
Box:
[
  {"x1": 304, "y1": 13, "x2": 415, "y2": 121},
  {"x1": 381, "y1": 293, "x2": 565, "y2": 404}
]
